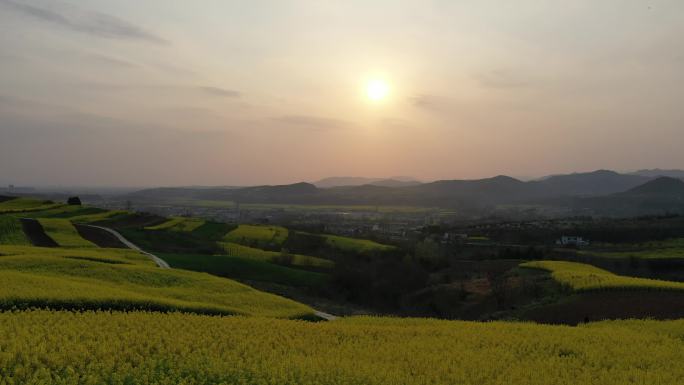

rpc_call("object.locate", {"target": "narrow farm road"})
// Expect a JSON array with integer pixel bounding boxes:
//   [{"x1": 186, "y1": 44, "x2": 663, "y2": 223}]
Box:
[
  {"x1": 83, "y1": 225, "x2": 338, "y2": 321},
  {"x1": 83, "y1": 225, "x2": 170, "y2": 268},
  {"x1": 314, "y1": 311, "x2": 338, "y2": 321}
]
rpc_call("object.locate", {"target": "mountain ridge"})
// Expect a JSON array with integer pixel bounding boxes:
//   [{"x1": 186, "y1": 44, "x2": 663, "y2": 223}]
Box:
[{"x1": 124, "y1": 170, "x2": 661, "y2": 209}]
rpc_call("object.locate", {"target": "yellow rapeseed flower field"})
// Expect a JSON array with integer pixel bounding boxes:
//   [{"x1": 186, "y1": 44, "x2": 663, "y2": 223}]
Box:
[
  {"x1": 0, "y1": 310, "x2": 682, "y2": 385},
  {"x1": 0, "y1": 245, "x2": 314, "y2": 318},
  {"x1": 521, "y1": 260, "x2": 684, "y2": 291},
  {"x1": 0, "y1": 197, "x2": 61, "y2": 213},
  {"x1": 145, "y1": 217, "x2": 206, "y2": 232},
  {"x1": 37, "y1": 218, "x2": 97, "y2": 248},
  {"x1": 323, "y1": 233, "x2": 395, "y2": 253},
  {"x1": 224, "y1": 224, "x2": 289, "y2": 247},
  {"x1": 67, "y1": 210, "x2": 128, "y2": 223},
  {"x1": 220, "y1": 241, "x2": 333, "y2": 268}
]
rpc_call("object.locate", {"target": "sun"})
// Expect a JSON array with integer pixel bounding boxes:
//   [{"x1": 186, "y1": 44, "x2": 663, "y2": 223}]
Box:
[{"x1": 366, "y1": 79, "x2": 390, "y2": 101}]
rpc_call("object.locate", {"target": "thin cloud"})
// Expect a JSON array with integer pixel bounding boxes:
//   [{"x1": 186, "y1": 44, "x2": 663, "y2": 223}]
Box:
[
  {"x1": 82, "y1": 53, "x2": 139, "y2": 68},
  {"x1": 198, "y1": 86, "x2": 241, "y2": 98},
  {"x1": 61, "y1": 83, "x2": 241, "y2": 98},
  {"x1": 410, "y1": 94, "x2": 450, "y2": 112},
  {"x1": 0, "y1": 0, "x2": 166, "y2": 44},
  {"x1": 272, "y1": 115, "x2": 350, "y2": 131}
]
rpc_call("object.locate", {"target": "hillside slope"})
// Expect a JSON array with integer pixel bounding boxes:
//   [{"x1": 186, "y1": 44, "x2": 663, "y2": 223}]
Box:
[
  {"x1": 0, "y1": 244, "x2": 314, "y2": 318},
  {"x1": 575, "y1": 177, "x2": 684, "y2": 215}
]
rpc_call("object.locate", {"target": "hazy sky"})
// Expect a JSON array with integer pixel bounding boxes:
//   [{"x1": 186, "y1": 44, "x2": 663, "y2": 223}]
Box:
[{"x1": 1, "y1": 0, "x2": 683, "y2": 187}]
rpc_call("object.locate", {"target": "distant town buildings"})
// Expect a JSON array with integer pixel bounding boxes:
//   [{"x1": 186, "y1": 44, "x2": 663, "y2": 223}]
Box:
[{"x1": 556, "y1": 236, "x2": 589, "y2": 247}]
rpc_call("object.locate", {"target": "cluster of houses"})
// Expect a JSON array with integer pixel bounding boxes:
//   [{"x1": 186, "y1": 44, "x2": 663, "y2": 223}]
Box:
[{"x1": 556, "y1": 235, "x2": 590, "y2": 247}]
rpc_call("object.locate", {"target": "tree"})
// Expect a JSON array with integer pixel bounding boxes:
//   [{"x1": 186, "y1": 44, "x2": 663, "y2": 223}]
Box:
[{"x1": 67, "y1": 196, "x2": 82, "y2": 206}]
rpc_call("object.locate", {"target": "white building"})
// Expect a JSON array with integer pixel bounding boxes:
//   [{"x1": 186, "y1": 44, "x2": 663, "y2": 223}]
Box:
[{"x1": 557, "y1": 236, "x2": 589, "y2": 246}]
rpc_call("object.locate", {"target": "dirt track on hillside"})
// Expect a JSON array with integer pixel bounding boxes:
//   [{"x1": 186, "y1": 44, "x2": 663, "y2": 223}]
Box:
[{"x1": 75, "y1": 224, "x2": 128, "y2": 248}]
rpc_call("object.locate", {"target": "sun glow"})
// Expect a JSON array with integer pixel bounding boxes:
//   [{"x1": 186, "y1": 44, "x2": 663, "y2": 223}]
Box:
[{"x1": 366, "y1": 79, "x2": 390, "y2": 101}]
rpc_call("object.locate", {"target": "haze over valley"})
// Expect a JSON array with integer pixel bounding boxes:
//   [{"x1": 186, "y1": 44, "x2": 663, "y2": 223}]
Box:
[{"x1": 1, "y1": 1, "x2": 684, "y2": 384}]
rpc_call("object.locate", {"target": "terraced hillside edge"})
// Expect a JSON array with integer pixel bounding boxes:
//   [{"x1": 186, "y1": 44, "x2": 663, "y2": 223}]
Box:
[
  {"x1": 521, "y1": 260, "x2": 684, "y2": 291},
  {"x1": 0, "y1": 244, "x2": 314, "y2": 318}
]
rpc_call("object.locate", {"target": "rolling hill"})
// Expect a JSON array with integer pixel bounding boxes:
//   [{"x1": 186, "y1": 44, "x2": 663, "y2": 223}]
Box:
[
  {"x1": 2, "y1": 193, "x2": 684, "y2": 383},
  {"x1": 0, "y1": 199, "x2": 316, "y2": 318},
  {"x1": 575, "y1": 177, "x2": 684, "y2": 215},
  {"x1": 532, "y1": 170, "x2": 651, "y2": 196},
  {"x1": 123, "y1": 170, "x2": 661, "y2": 210},
  {"x1": 630, "y1": 168, "x2": 684, "y2": 179}
]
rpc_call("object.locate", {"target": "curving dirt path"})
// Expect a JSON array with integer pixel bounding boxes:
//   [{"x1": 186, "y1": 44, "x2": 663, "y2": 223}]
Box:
[
  {"x1": 81, "y1": 225, "x2": 170, "y2": 268},
  {"x1": 313, "y1": 310, "x2": 337, "y2": 321}
]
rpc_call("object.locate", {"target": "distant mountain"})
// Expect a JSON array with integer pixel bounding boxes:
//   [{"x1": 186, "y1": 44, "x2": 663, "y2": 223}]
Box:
[
  {"x1": 533, "y1": 170, "x2": 652, "y2": 196},
  {"x1": 123, "y1": 170, "x2": 684, "y2": 215},
  {"x1": 227, "y1": 182, "x2": 319, "y2": 204},
  {"x1": 314, "y1": 176, "x2": 420, "y2": 188},
  {"x1": 621, "y1": 177, "x2": 684, "y2": 196},
  {"x1": 629, "y1": 169, "x2": 684, "y2": 179},
  {"x1": 575, "y1": 177, "x2": 684, "y2": 215},
  {"x1": 368, "y1": 179, "x2": 422, "y2": 188},
  {"x1": 405, "y1": 175, "x2": 533, "y2": 206}
]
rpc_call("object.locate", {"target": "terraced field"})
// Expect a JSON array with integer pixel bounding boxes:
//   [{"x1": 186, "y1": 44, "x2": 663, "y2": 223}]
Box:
[
  {"x1": 580, "y1": 238, "x2": 684, "y2": 259},
  {"x1": 0, "y1": 197, "x2": 61, "y2": 213},
  {"x1": 0, "y1": 311, "x2": 682, "y2": 385},
  {"x1": 67, "y1": 210, "x2": 129, "y2": 223},
  {"x1": 323, "y1": 234, "x2": 394, "y2": 253},
  {"x1": 17, "y1": 204, "x2": 86, "y2": 218},
  {"x1": 145, "y1": 217, "x2": 206, "y2": 232},
  {"x1": 2, "y1": 197, "x2": 684, "y2": 384},
  {"x1": 161, "y1": 252, "x2": 329, "y2": 288},
  {"x1": 37, "y1": 218, "x2": 97, "y2": 248},
  {"x1": 0, "y1": 245, "x2": 313, "y2": 318},
  {"x1": 221, "y1": 242, "x2": 333, "y2": 268},
  {"x1": 224, "y1": 224, "x2": 289, "y2": 248},
  {"x1": 521, "y1": 260, "x2": 684, "y2": 291}
]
